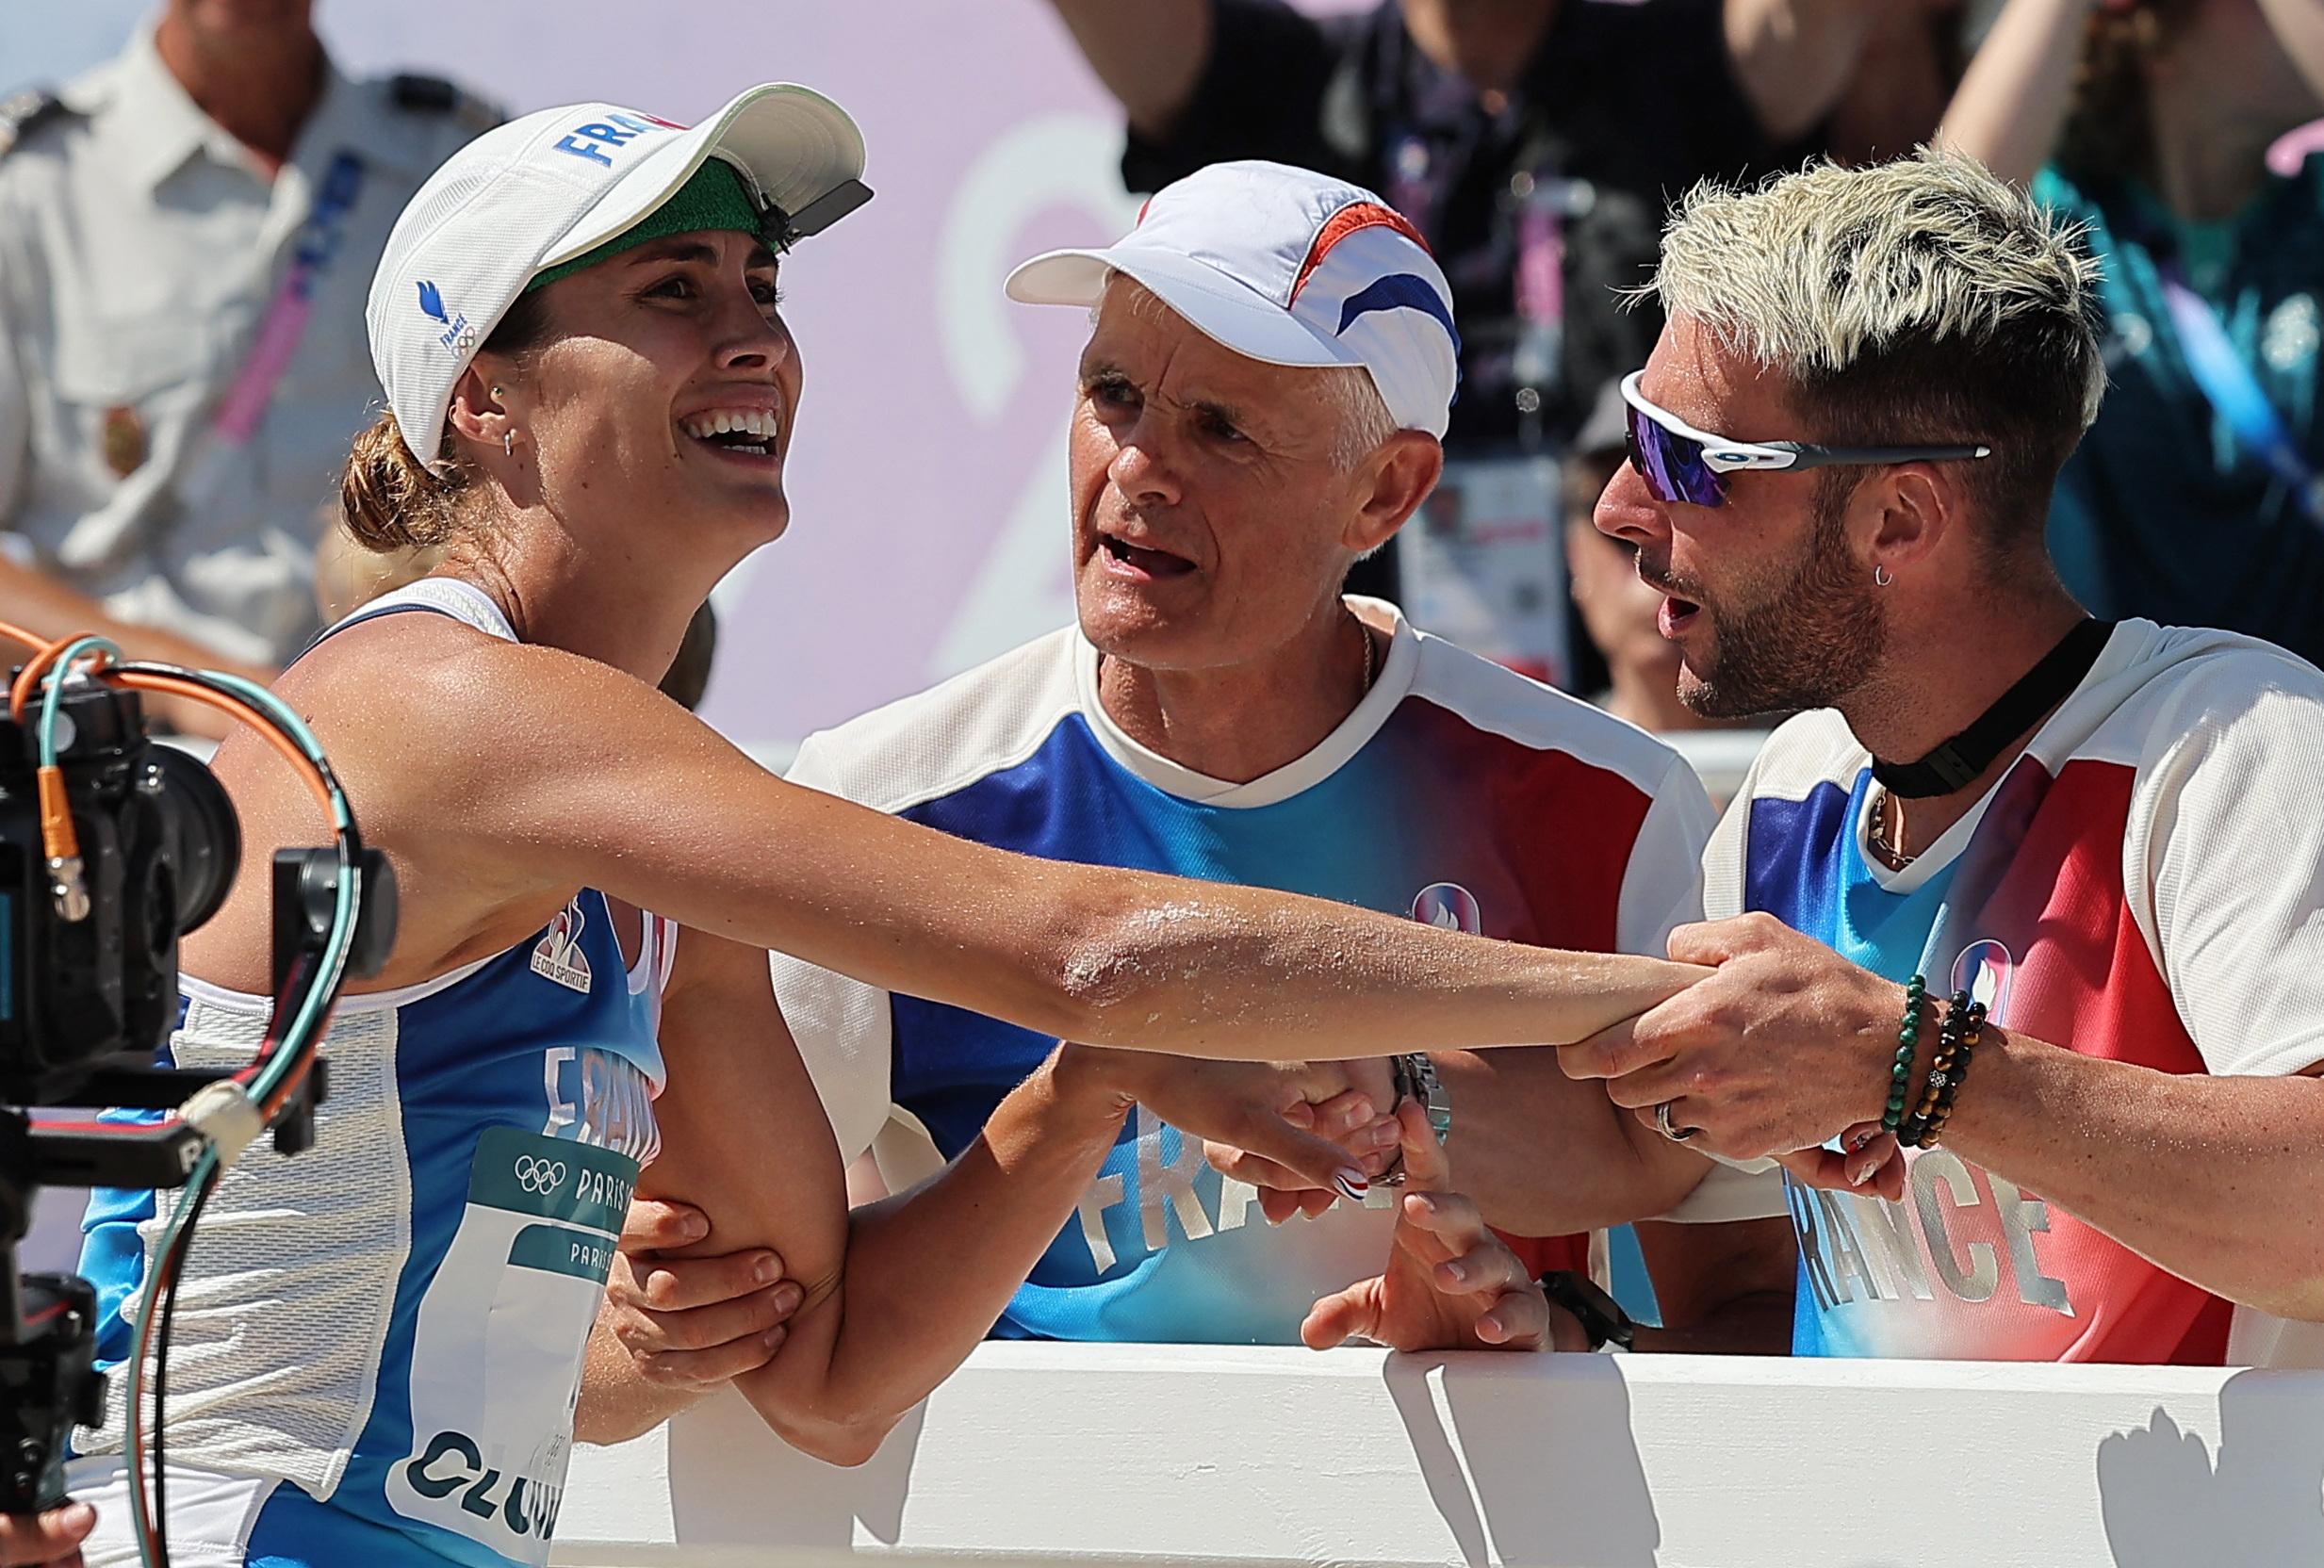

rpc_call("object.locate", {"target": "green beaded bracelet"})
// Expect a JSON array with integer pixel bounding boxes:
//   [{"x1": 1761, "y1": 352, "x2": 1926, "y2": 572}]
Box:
[{"x1": 1883, "y1": 976, "x2": 1927, "y2": 1134}]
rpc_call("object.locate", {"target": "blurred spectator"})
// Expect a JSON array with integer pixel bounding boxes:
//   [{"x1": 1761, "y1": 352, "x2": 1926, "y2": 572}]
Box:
[
  {"x1": 1821, "y1": 1, "x2": 1972, "y2": 165},
  {"x1": 1045, "y1": 0, "x2": 1892, "y2": 685},
  {"x1": 311, "y1": 509, "x2": 443, "y2": 624},
  {"x1": 1563, "y1": 377, "x2": 1769, "y2": 735},
  {"x1": 1941, "y1": 0, "x2": 2324, "y2": 663},
  {"x1": 0, "y1": 0, "x2": 496, "y2": 735}
]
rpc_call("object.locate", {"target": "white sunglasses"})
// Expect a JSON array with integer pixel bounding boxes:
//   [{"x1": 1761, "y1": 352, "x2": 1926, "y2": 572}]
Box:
[{"x1": 1618, "y1": 370, "x2": 1992, "y2": 508}]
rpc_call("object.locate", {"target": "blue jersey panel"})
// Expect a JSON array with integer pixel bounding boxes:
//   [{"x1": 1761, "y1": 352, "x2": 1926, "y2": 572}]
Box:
[
  {"x1": 1743, "y1": 770, "x2": 1964, "y2": 1359},
  {"x1": 880, "y1": 698, "x2": 1643, "y2": 1343},
  {"x1": 79, "y1": 887, "x2": 662, "y2": 1568}
]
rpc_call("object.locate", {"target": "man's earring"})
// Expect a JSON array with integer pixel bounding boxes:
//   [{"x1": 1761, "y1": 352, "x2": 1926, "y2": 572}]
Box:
[
  {"x1": 503, "y1": 432, "x2": 514, "y2": 458},
  {"x1": 1874, "y1": 564, "x2": 1894, "y2": 588}
]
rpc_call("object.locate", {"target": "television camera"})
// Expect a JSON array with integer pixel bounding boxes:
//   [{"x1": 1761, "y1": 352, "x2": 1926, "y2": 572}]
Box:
[{"x1": 0, "y1": 645, "x2": 394, "y2": 1547}]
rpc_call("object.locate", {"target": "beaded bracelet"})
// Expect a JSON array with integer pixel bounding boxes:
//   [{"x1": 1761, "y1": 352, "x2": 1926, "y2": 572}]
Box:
[
  {"x1": 1902, "y1": 993, "x2": 1982, "y2": 1149},
  {"x1": 1919, "y1": 1001, "x2": 1987, "y2": 1148},
  {"x1": 1882, "y1": 976, "x2": 1927, "y2": 1135}
]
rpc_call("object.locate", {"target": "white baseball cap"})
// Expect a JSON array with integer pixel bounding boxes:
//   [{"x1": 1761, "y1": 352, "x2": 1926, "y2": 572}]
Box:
[
  {"x1": 368, "y1": 84, "x2": 871, "y2": 469},
  {"x1": 1005, "y1": 160, "x2": 1459, "y2": 438}
]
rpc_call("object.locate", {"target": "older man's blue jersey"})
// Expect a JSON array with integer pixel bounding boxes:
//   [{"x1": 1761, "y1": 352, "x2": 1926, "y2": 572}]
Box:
[{"x1": 773, "y1": 601, "x2": 1716, "y2": 1344}]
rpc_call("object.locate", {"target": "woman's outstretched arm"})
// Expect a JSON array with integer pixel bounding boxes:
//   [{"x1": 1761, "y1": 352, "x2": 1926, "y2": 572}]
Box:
[{"x1": 307, "y1": 626, "x2": 1703, "y2": 1063}]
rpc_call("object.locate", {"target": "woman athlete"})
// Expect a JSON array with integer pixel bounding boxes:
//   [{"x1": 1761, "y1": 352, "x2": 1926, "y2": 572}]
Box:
[{"x1": 64, "y1": 87, "x2": 1697, "y2": 1567}]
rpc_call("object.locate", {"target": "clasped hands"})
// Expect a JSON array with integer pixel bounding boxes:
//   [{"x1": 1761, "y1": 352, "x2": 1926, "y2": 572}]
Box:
[
  {"x1": 597, "y1": 916, "x2": 1908, "y2": 1396},
  {"x1": 596, "y1": 1051, "x2": 1571, "y2": 1397},
  {"x1": 1561, "y1": 912, "x2": 1913, "y2": 1199},
  {"x1": 1217, "y1": 912, "x2": 1914, "y2": 1214}
]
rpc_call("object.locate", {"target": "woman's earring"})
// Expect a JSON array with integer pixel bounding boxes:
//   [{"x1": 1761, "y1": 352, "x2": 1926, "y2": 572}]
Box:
[
  {"x1": 1874, "y1": 564, "x2": 1894, "y2": 588},
  {"x1": 503, "y1": 432, "x2": 514, "y2": 459}
]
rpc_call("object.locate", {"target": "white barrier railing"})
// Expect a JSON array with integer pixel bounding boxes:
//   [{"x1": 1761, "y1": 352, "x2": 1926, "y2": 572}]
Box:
[{"x1": 552, "y1": 1342, "x2": 2324, "y2": 1568}]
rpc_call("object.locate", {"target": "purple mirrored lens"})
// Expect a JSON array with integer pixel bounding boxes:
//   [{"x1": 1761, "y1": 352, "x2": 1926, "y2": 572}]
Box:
[{"x1": 1625, "y1": 404, "x2": 1726, "y2": 508}]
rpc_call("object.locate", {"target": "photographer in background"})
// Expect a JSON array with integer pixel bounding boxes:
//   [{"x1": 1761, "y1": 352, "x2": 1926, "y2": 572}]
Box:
[
  {"x1": 1939, "y1": 0, "x2": 2324, "y2": 663},
  {"x1": 0, "y1": 1502, "x2": 94, "y2": 1568}
]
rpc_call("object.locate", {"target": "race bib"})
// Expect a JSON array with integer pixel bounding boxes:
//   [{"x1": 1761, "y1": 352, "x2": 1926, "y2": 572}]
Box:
[{"x1": 387, "y1": 1125, "x2": 639, "y2": 1563}]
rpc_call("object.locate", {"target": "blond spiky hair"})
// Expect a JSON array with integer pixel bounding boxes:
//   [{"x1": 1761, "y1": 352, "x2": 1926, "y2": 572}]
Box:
[
  {"x1": 1647, "y1": 147, "x2": 2107, "y2": 430},
  {"x1": 1641, "y1": 149, "x2": 2111, "y2": 556}
]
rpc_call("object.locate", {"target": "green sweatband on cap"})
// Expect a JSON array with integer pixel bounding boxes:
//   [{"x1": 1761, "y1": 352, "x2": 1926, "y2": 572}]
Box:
[{"x1": 525, "y1": 156, "x2": 773, "y2": 293}]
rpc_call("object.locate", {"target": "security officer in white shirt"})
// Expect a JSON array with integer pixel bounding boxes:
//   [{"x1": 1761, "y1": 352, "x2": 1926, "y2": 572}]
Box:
[{"x1": 0, "y1": 0, "x2": 495, "y2": 735}]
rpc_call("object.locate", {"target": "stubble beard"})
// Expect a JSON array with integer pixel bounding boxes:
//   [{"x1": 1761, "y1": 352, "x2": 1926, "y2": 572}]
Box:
[{"x1": 1677, "y1": 485, "x2": 1888, "y2": 721}]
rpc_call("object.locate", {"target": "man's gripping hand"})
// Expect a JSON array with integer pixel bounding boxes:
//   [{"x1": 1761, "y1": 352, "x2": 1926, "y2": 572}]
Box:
[
  {"x1": 598, "y1": 1200, "x2": 806, "y2": 1393},
  {"x1": 1301, "y1": 1101, "x2": 1588, "y2": 1353},
  {"x1": 1560, "y1": 914, "x2": 1910, "y2": 1200},
  {"x1": 0, "y1": 1501, "x2": 96, "y2": 1567}
]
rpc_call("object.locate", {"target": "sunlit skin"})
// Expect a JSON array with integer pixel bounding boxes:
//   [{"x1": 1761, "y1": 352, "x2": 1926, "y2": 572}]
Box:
[
  {"x1": 1579, "y1": 310, "x2": 2092, "y2": 1200},
  {"x1": 1069, "y1": 281, "x2": 1439, "y2": 782},
  {"x1": 420, "y1": 230, "x2": 799, "y2": 712},
  {"x1": 1591, "y1": 317, "x2": 1891, "y2": 727},
  {"x1": 1593, "y1": 312, "x2": 2082, "y2": 793},
  {"x1": 186, "y1": 227, "x2": 800, "y2": 990},
  {"x1": 488, "y1": 234, "x2": 800, "y2": 550}
]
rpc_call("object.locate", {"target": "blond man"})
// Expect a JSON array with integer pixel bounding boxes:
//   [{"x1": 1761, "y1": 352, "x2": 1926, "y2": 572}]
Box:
[{"x1": 1566, "y1": 150, "x2": 2324, "y2": 1365}]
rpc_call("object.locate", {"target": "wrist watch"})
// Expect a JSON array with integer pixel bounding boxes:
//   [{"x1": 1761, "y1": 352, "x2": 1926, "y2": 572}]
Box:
[
  {"x1": 1539, "y1": 1270, "x2": 1637, "y2": 1351},
  {"x1": 1378, "y1": 1053, "x2": 1450, "y2": 1186},
  {"x1": 1394, "y1": 1052, "x2": 1451, "y2": 1137}
]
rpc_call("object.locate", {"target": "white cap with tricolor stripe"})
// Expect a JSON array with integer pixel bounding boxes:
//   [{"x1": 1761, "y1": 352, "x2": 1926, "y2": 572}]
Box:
[{"x1": 1004, "y1": 159, "x2": 1459, "y2": 437}]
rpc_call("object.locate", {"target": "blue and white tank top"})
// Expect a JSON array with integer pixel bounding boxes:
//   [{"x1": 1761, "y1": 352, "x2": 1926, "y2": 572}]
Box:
[{"x1": 73, "y1": 579, "x2": 671, "y2": 1568}]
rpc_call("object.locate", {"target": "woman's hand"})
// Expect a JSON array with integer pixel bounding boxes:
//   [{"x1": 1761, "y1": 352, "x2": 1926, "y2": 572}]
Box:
[
  {"x1": 1301, "y1": 1102, "x2": 1587, "y2": 1352},
  {"x1": 0, "y1": 1501, "x2": 95, "y2": 1567},
  {"x1": 1061, "y1": 1047, "x2": 1403, "y2": 1202},
  {"x1": 1197, "y1": 1057, "x2": 1403, "y2": 1223},
  {"x1": 597, "y1": 1200, "x2": 806, "y2": 1393}
]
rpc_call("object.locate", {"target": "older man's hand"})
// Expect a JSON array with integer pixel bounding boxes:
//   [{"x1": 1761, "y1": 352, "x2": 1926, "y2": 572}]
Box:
[
  {"x1": 1301, "y1": 1101, "x2": 1585, "y2": 1352},
  {"x1": 1558, "y1": 913, "x2": 1914, "y2": 1194},
  {"x1": 598, "y1": 1200, "x2": 806, "y2": 1393}
]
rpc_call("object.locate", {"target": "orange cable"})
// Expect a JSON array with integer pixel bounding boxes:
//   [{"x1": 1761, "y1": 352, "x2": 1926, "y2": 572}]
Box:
[
  {"x1": 9, "y1": 635, "x2": 98, "y2": 724},
  {"x1": 109, "y1": 672, "x2": 336, "y2": 814}
]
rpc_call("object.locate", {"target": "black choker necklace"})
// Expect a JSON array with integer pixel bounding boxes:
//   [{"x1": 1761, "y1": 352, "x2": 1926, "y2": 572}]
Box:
[{"x1": 1872, "y1": 618, "x2": 2114, "y2": 799}]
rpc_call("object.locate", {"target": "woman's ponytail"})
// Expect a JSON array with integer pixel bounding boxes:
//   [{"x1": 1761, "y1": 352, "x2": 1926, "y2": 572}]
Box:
[{"x1": 338, "y1": 412, "x2": 463, "y2": 553}]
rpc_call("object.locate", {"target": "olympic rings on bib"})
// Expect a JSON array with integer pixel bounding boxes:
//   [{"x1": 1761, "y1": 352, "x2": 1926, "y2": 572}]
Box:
[{"x1": 514, "y1": 1155, "x2": 567, "y2": 1193}]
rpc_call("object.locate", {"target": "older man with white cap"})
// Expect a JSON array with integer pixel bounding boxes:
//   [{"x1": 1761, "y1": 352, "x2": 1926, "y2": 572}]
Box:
[{"x1": 594, "y1": 161, "x2": 1747, "y2": 1396}]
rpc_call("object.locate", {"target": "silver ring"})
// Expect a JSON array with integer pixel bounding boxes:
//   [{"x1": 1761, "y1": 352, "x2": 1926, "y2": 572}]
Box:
[{"x1": 1654, "y1": 1101, "x2": 1698, "y2": 1143}]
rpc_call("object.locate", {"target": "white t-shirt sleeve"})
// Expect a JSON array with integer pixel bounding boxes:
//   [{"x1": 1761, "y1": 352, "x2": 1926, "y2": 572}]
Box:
[
  {"x1": 770, "y1": 733, "x2": 897, "y2": 1165},
  {"x1": 1614, "y1": 754, "x2": 1717, "y2": 958},
  {"x1": 2136, "y1": 675, "x2": 2324, "y2": 1080}
]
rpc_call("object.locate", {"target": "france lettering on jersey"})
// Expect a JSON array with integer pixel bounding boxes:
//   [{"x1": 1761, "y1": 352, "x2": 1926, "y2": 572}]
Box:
[
  {"x1": 773, "y1": 600, "x2": 1715, "y2": 1344},
  {"x1": 1699, "y1": 620, "x2": 2324, "y2": 1365},
  {"x1": 71, "y1": 580, "x2": 673, "y2": 1568}
]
